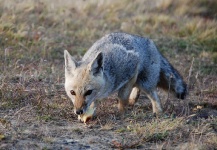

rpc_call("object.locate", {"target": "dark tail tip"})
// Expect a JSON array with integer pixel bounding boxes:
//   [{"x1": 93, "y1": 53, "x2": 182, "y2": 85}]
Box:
[{"x1": 176, "y1": 83, "x2": 187, "y2": 99}]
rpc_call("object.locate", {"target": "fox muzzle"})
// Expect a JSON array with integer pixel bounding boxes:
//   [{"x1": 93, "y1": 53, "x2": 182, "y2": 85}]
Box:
[{"x1": 75, "y1": 109, "x2": 83, "y2": 115}]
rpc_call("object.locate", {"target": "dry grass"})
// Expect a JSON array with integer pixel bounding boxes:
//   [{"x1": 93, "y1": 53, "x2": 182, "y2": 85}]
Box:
[{"x1": 0, "y1": 0, "x2": 217, "y2": 149}]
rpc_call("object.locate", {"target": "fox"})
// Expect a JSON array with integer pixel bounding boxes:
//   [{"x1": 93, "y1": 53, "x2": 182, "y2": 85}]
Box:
[{"x1": 64, "y1": 32, "x2": 187, "y2": 119}]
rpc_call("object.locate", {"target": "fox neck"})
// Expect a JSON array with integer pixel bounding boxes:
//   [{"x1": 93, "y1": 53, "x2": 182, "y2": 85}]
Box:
[{"x1": 96, "y1": 73, "x2": 113, "y2": 99}]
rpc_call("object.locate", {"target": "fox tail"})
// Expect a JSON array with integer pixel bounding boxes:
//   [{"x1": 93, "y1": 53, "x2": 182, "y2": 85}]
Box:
[{"x1": 157, "y1": 55, "x2": 187, "y2": 99}]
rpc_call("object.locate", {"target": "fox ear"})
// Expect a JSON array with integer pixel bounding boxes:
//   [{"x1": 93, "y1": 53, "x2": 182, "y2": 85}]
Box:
[
  {"x1": 89, "y1": 52, "x2": 103, "y2": 75},
  {"x1": 64, "y1": 50, "x2": 77, "y2": 73}
]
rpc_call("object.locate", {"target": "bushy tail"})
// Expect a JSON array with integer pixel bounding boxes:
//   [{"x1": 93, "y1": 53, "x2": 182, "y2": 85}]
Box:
[{"x1": 157, "y1": 55, "x2": 187, "y2": 99}]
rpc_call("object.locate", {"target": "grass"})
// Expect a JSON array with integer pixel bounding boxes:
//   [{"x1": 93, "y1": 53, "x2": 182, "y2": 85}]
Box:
[{"x1": 0, "y1": 0, "x2": 217, "y2": 149}]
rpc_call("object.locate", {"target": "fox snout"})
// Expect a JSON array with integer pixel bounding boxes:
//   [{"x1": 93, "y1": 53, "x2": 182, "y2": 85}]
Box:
[
  {"x1": 75, "y1": 108, "x2": 84, "y2": 115},
  {"x1": 74, "y1": 106, "x2": 85, "y2": 115},
  {"x1": 74, "y1": 99, "x2": 87, "y2": 115}
]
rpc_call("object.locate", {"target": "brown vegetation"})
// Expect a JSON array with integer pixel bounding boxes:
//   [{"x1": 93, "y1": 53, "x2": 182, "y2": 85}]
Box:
[{"x1": 0, "y1": 0, "x2": 217, "y2": 149}]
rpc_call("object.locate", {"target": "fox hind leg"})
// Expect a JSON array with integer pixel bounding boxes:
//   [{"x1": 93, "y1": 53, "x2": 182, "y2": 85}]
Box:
[
  {"x1": 129, "y1": 87, "x2": 140, "y2": 106},
  {"x1": 143, "y1": 90, "x2": 163, "y2": 115}
]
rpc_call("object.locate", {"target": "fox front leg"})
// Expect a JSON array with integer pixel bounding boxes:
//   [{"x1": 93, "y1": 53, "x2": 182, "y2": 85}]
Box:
[
  {"x1": 118, "y1": 88, "x2": 130, "y2": 113},
  {"x1": 118, "y1": 74, "x2": 138, "y2": 113}
]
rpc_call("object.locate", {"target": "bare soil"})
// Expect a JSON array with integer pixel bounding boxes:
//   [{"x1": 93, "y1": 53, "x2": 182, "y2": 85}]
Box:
[{"x1": 1, "y1": 0, "x2": 217, "y2": 149}]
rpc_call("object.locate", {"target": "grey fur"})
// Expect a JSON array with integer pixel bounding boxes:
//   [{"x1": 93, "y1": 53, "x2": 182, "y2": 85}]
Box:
[
  {"x1": 65, "y1": 32, "x2": 187, "y2": 115},
  {"x1": 82, "y1": 32, "x2": 186, "y2": 98}
]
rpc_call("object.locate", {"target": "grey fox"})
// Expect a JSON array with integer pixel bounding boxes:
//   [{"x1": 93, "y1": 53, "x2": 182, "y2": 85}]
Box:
[{"x1": 64, "y1": 32, "x2": 187, "y2": 117}]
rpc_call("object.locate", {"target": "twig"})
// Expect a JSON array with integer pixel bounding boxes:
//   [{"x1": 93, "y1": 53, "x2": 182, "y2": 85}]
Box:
[
  {"x1": 184, "y1": 57, "x2": 195, "y2": 116},
  {"x1": 187, "y1": 57, "x2": 194, "y2": 88},
  {"x1": 14, "y1": 106, "x2": 29, "y2": 116}
]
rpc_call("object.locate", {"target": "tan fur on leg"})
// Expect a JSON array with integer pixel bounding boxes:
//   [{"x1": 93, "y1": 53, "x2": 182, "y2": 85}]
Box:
[
  {"x1": 144, "y1": 90, "x2": 163, "y2": 115},
  {"x1": 118, "y1": 71, "x2": 138, "y2": 113},
  {"x1": 129, "y1": 87, "x2": 140, "y2": 106}
]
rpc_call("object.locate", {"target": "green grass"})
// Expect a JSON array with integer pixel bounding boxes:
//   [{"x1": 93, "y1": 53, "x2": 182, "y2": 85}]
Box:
[{"x1": 0, "y1": 0, "x2": 217, "y2": 149}]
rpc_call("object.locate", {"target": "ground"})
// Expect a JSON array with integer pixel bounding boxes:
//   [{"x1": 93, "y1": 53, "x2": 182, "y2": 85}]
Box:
[{"x1": 0, "y1": 0, "x2": 217, "y2": 149}]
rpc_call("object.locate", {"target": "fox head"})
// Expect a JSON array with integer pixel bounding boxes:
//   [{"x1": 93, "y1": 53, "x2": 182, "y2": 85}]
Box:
[{"x1": 64, "y1": 50, "x2": 105, "y2": 115}]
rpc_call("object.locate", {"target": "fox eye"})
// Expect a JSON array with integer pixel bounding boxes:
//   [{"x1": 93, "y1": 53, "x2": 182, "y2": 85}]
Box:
[
  {"x1": 70, "y1": 90, "x2": 76, "y2": 95},
  {"x1": 84, "y1": 90, "x2": 92, "y2": 96}
]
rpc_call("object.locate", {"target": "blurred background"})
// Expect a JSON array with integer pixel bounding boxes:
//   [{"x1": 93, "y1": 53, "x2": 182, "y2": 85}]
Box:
[{"x1": 0, "y1": 0, "x2": 217, "y2": 65}]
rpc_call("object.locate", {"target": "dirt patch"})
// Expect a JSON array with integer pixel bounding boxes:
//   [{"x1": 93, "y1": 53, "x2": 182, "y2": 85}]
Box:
[
  {"x1": 0, "y1": 0, "x2": 217, "y2": 149},
  {"x1": 1, "y1": 93, "x2": 217, "y2": 149}
]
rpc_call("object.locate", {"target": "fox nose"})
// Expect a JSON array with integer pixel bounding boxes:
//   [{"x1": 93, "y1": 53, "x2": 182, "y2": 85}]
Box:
[{"x1": 76, "y1": 109, "x2": 83, "y2": 115}]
